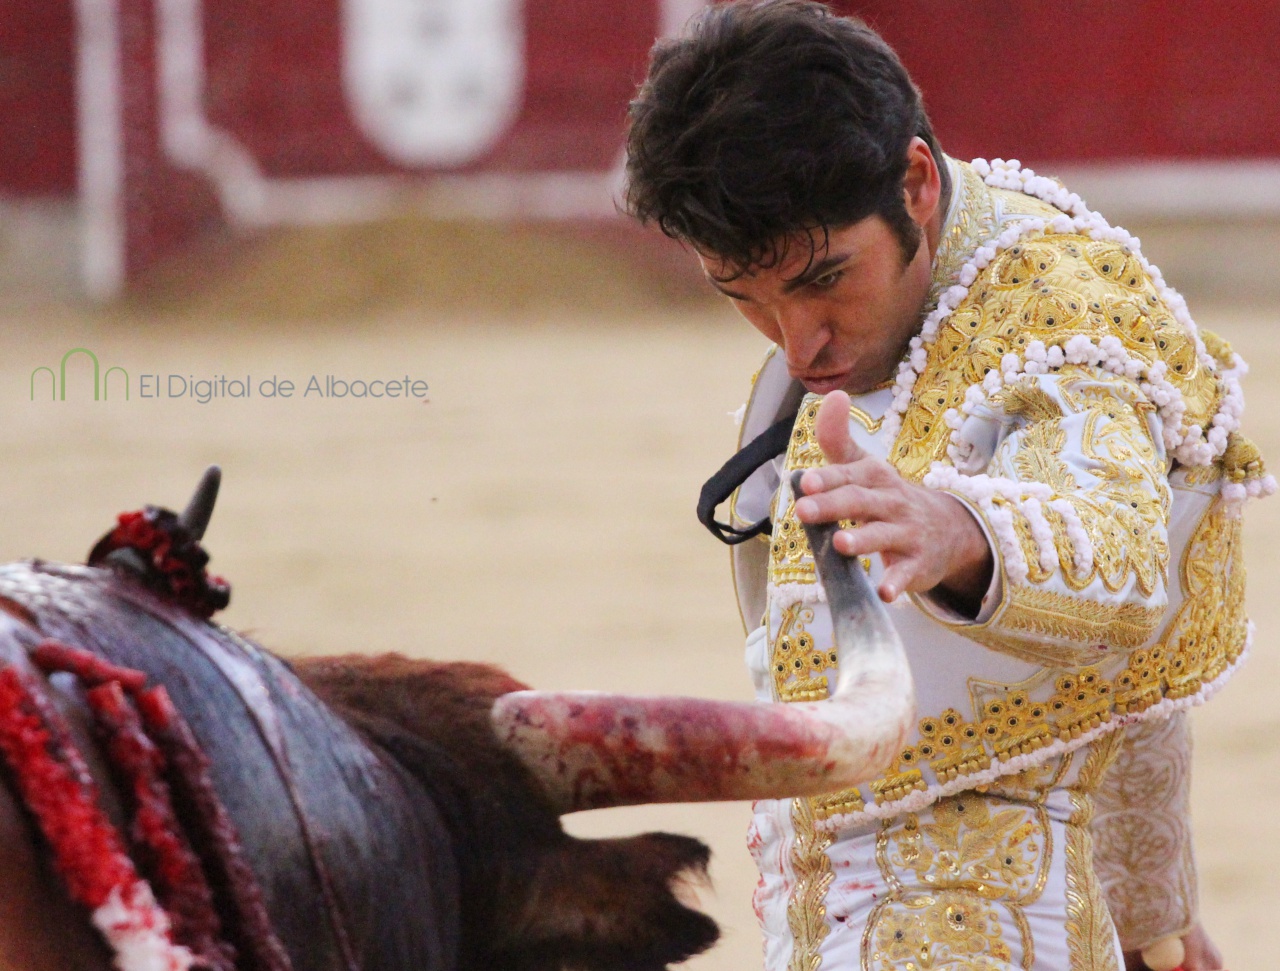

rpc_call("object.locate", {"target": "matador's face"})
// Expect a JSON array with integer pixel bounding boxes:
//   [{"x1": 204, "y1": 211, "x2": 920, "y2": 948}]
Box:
[{"x1": 698, "y1": 215, "x2": 935, "y2": 397}]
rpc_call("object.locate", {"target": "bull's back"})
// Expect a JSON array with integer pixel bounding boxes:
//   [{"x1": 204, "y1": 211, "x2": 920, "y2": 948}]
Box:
[{"x1": 0, "y1": 561, "x2": 460, "y2": 971}]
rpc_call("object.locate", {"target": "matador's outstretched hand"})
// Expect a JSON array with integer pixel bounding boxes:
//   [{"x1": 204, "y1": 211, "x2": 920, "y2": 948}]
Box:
[{"x1": 793, "y1": 390, "x2": 993, "y2": 612}]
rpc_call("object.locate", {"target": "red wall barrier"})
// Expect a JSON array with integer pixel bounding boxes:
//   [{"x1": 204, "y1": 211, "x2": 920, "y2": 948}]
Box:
[
  {"x1": 5, "y1": 0, "x2": 1279, "y2": 292},
  {"x1": 115, "y1": 0, "x2": 223, "y2": 278},
  {"x1": 11, "y1": 0, "x2": 1280, "y2": 200},
  {"x1": 848, "y1": 0, "x2": 1280, "y2": 163},
  {"x1": 0, "y1": 0, "x2": 76, "y2": 193},
  {"x1": 197, "y1": 0, "x2": 657, "y2": 175}
]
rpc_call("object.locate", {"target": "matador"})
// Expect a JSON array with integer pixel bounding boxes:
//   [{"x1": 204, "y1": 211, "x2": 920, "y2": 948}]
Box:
[{"x1": 623, "y1": 2, "x2": 1272, "y2": 969}]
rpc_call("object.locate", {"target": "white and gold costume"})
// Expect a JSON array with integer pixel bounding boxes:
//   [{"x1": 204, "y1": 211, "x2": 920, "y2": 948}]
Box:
[{"x1": 729, "y1": 158, "x2": 1271, "y2": 970}]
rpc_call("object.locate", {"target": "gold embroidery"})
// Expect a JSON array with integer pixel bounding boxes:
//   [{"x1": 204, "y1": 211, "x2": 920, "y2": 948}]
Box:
[
  {"x1": 1118, "y1": 499, "x2": 1246, "y2": 708},
  {"x1": 865, "y1": 792, "x2": 1050, "y2": 969},
  {"x1": 1222, "y1": 432, "x2": 1269, "y2": 485},
  {"x1": 1010, "y1": 500, "x2": 1055, "y2": 586},
  {"x1": 926, "y1": 160, "x2": 999, "y2": 315},
  {"x1": 1076, "y1": 388, "x2": 1171, "y2": 514},
  {"x1": 1012, "y1": 420, "x2": 1076, "y2": 492},
  {"x1": 787, "y1": 397, "x2": 828, "y2": 468},
  {"x1": 810, "y1": 787, "x2": 866, "y2": 820},
  {"x1": 1105, "y1": 493, "x2": 1167, "y2": 598},
  {"x1": 1078, "y1": 498, "x2": 1140, "y2": 594},
  {"x1": 891, "y1": 232, "x2": 1221, "y2": 483},
  {"x1": 771, "y1": 603, "x2": 825, "y2": 700},
  {"x1": 788, "y1": 391, "x2": 886, "y2": 456},
  {"x1": 773, "y1": 421, "x2": 1241, "y2": 817},
  {"x1": 749, "y1": 169, "x2": 1257, "y2": 971},
  {"x1": 865, "y1": 900, "x2": 928, "y2": 967},
  {"x1": 849, "y1": 405, "x2": 884, "y2": 435},
  {"x1": 989, "y1": 241, "x2": 1064, "y2": 291},
  {"x1": 1073, "y1": 731, "x2": 1126, "y2": 798},
  {"x1": 759, "y1": 185, "x2": 1250, "y2": 967},
  {"x1": 771, "y1": 511, "x2": 817, "y2": 585},
  {"x1": 884, "y1": 795, "x2": 1050, "y2": 904},
  {"x1": 771, "y1": 400, "x2": 822, "y2": 581},
  {"x1": 1099, "y1": 295, "x2": 1157, "y2": 352},
  {"x1": 1011, "y1": 906, "x2": 1035, "y2": 971},
  {"x1": 1003, "y1": 373, "x2": 1169, "y2": 599},
  {"x1": 1091, "y1": 714, "x2": 1197, "y2": 950},
  {"x1": 916, "y1": 707, "x2": 993, "y2": 783},
  {"x1": 1198, "y1": 327, "x2": 1234, "y2": 367},
  {"x1": 1075, "y1": 386, "x2": 1160, "y2": 473},
  {"x1": 769, "y1": 393, "x2": 866, "y2": 971},
  {"x1": 769, "y1": 396, "x2": 876, "y2": 584},
  {"x1": 870, "y1": 770, "x2": 929, "y2": 805},
  {"x1": 979, "y1": 751, "x2": 1072, "y2": 805},
  {"x1": 875, "y1": 820, "x2": 904, "y2": 893},
  {"x1": 1084, "y1": 242, "x2": 1145, "y2": 291},
  {"x1": 994, "y1": 587, "x2": 1163, "y2": 659},
  {"x1": 866, "y1": 891, "x2": 1015, "y2": 970},
  {"x1": 878, "y1": 658, "x2": 1160, "y2": 786},
  {"x1": 1064, "y1": 788, "x2": 1122, "y2": 971},
  {"x1": 787, "y1": 796, "x2": 834, "y2": 971},
  {"x1": 991, "y1": 378, "x2": 1064, "y2": 423},
  {"x1": 1180, "y1": 463, "x2": 1222, "y2": 486}
]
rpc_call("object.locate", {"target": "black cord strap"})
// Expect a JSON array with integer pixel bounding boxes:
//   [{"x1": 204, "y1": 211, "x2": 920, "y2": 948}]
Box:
[{"x1": 696, "y1": 413, "x2": 796, "y2": 545}]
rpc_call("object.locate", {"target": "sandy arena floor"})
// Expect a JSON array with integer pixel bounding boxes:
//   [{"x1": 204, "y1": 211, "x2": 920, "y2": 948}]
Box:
[{"x1": 0, "y1": 225, "x2": 1276, "y2": 968}]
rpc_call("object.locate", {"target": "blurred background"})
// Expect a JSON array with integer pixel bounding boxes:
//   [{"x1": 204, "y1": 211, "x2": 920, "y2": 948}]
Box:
[{"x1": 1, "y1": 0, "x2": 1278, "y2": 966}]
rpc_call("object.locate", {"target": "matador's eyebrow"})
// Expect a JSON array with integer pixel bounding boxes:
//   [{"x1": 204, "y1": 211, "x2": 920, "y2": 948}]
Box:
[
  {"x1": 705, "y1": 252, "x2": 852, "y2": 301},
  {"x1": 706, "y1": 277, "x2": 752, "y2": 301},
  {"x1": 780, "y1": 253, "x2": 851, "y2": 294}
]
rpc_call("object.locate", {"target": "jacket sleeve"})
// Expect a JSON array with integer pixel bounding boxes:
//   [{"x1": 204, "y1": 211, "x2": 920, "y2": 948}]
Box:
[
  {"x1": 1090, "y1": 711, "x2": 1198, "y2": 951},
  {"x1": 918, "y1": 363, "x2": 1172, "y2": 667}
]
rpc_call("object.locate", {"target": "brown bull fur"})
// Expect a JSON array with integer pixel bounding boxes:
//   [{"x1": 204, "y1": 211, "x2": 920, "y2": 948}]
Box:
[{"x1": 293, "y1": 654, "x2": 718, "y2": 971}]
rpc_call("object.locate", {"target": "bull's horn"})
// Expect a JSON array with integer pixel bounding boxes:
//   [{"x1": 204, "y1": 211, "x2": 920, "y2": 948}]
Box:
[
  {"x1": 491, "y1": 471, "x2": 915, "y2": 814},
  {"x1": 180, "y1": 466, "x2": 221, "y2": 540}
]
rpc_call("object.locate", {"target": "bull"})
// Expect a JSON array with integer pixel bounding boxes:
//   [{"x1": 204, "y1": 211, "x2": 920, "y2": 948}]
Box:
[{"x1": 0, "y1": 468, "x2": 912, "y2": 971}]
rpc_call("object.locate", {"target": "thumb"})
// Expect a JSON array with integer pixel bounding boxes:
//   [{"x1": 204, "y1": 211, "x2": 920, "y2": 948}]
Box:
[{"x1": 813, "y1": 390, "x2": 865, "y2": 466}]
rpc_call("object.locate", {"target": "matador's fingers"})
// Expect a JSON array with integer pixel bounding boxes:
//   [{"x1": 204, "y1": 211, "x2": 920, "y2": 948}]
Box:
[
  {"x1": 878, "y1": 560, "x2": 922, "y2": 604},
  {"x1": 795, "y1": 483, "x2": 899, "y2": 526},
  {"x1": 799, "y1": 391, "x2": 879, "y2": 505},
  {"x1": 800, "y1": 454, "x2": 900, "y2": 498},
  {"x1": 831, "y1": 521, "x2": 898, "y2": 558},
  {"x1": 813, "y1": 390, "x2": 868, "y2": 466}
]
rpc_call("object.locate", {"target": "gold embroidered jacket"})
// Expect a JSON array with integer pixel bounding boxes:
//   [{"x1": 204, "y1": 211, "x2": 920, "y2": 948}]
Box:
[{"x1": 729, "y1": 157, "x2": 1268, "y2": 950}]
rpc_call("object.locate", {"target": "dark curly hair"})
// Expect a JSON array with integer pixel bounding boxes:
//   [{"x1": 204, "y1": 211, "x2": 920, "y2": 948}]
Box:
[{"x1": 624, "y1": 0, "x2": 948, "y2": 273}]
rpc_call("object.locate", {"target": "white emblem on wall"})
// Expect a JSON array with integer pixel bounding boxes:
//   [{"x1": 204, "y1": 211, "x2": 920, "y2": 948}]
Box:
[{"x1": 342, "y1": 0, "x2": 525, "y2": 167}]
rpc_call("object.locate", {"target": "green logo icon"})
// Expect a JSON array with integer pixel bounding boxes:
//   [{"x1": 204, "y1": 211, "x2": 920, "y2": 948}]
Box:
[{"x1": 31, "y1": 349, "x2": 129, "y2": 401}]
